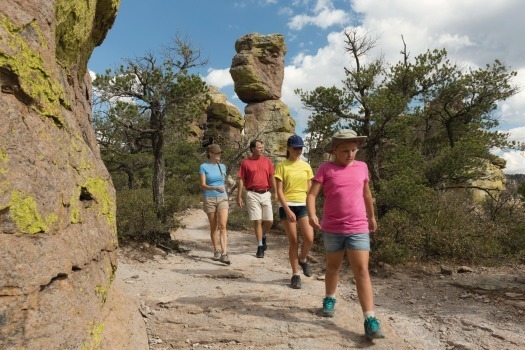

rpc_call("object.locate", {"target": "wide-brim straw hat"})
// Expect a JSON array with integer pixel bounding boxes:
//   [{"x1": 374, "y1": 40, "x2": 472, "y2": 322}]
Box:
[{"x1": 323, "y1": 129, "x2": 367, "y2": 153}]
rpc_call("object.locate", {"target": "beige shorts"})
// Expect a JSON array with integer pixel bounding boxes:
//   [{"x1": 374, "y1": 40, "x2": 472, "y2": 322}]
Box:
[
  {"x1": 203, "y1": 196, "x2": 229, "y2": 214},
  {"x1": 246, "y1": 191, "x2": 273, "y2": 221}
]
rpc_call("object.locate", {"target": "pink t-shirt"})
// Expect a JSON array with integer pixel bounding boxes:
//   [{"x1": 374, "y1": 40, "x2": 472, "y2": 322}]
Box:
[{"x1": 313, "y1": 161, "x2": 370, "y2": 234}]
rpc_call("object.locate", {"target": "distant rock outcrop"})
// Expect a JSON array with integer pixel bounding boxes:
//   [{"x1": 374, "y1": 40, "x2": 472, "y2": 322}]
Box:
[
  {"x1": 0, "y1": 1, "x2": 147, "y2": 349},
  {"x1": 230, "y1": 33, "x2": 295, "y2": 162},
  {"x1": 202, "y1": 86, "x2": 243, "y2": 148},
  {"x1": 469, "y1": 156, "x2": 507, "y2": 202}
]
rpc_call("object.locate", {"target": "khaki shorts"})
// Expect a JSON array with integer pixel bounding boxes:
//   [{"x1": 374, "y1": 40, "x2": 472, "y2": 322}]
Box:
[
  {"x1": 246, "y1": 191, "x2": 273, "y2": 221},
  {"x1": 203, "y1": 196, "x2": 229, "y2": 213}
]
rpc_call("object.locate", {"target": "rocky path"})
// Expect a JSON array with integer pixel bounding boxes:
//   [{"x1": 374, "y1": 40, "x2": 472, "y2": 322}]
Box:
[{"x1": 116, "y1": 209, "x2": 525, "y2": 350}]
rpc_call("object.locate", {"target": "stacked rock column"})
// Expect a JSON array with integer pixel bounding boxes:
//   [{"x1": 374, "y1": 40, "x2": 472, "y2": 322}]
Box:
[{"x1": 230, "y1": 33, "x2": 296, "y2": 162}]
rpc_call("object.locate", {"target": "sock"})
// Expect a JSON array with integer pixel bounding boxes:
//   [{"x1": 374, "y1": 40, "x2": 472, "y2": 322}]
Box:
[
  {"x1": 299, "y1": 258, "x2": 307, "y2": 263},
  {"x1": 325, "y1": 294, "x2": 335, "y2": 298},
  {"x1": 258, "y1": 240, "x2": 263, "y2": 246},
  {"x1": 263, "y1": 234, "x2": 267, "y2": 238},
  {"x1": 364, "y1": 311, "x2": 375, "y2": 319},
  {"x1": 293, "y1": 272, "x2": 301, "y2": 276}
]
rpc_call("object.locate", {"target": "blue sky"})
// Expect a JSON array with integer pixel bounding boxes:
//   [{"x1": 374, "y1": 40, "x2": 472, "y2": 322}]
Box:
[{"x1": 89, "y1": 0, "x2": 525, "y2": 173}]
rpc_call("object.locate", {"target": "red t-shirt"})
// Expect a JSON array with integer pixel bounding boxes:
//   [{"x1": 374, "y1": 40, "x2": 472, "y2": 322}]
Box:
[{"x1": 237, "y1": 156, "x2": 275, "y2": 191}]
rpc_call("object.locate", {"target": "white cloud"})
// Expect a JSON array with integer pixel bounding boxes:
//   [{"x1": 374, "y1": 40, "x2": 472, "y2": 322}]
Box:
[
  {"x1": 204, "y1": 68, "x2": 234, "y2": 89},
  {"x1": 279, "y1": 7, "x2": 294, "y2": 16},
  {"x1": 351, "y1": 0, "x2": 525, "y2": 68},
  {"x1": 288, "y1": 0, "x2": 350, "y2": 30},
  {"x1": 500, "y1": 68, "x2": 525, "y2": 125},
  {"x1": 281, "y1": 30, "x2": 351, "y2": 132},
  {"x1": 499, "y1": 150, "x2": 525, "y2": 174},
  {"x1": 436, "y1": 33, "x2": 475, "y2": 52}
]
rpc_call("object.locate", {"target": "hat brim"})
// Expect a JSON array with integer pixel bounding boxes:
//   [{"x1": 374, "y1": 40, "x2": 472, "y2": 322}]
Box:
[{"x1": 323, "y1": 136, "x2": 367, "y2": 153}]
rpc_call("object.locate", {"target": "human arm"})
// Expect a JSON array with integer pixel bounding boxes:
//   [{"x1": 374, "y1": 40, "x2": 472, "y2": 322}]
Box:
[
  {"x1": 276, "y1": 178, "x2": 296, "y2": 222},
  {"x1": 306, "y1": 181, "x2": 322, "y2": 230},
  {"x1": 199, "y1": 173, "x2": 224, "y2": 193},
  {"x1": 270, "y1": 174, "x2": 278, "y2": 202},
  {"x1": 363, "y1": 182, "x2": 377, "y2": 232},
  {"x1": 237, "y1": 178, "x2": 244, "y2": 207}
]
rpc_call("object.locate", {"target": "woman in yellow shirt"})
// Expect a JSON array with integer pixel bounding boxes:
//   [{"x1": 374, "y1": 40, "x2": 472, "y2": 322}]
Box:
[{"x1": 274, "y1": 135, "x2": 315, "y2": 289}]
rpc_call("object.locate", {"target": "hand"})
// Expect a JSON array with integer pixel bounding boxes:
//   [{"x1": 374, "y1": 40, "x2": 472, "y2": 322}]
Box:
[
  {"x1": 368, "y1": 217, "x2": 377, "y2": 232},
  {"x1": 237, "y1": 197, "x2": 243, "y2": 207},
  {"x1": 215, "y1": 186, "x2": 224, "y2": 193},
  {"x1": 309, "y1": 215, "x2": 321, "y2": 230},
  {"x1": 286, "y1": 210, "x2": 297, "y2": 223}
]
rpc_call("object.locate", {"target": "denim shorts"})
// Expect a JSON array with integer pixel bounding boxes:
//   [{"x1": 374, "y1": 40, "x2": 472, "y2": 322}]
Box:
[
  {"x1": 322, "y1": 231, "x2": 370, "y2": 252},
  {"x1": 278, "y1": 205, "x2": 308, "y2": 220}
]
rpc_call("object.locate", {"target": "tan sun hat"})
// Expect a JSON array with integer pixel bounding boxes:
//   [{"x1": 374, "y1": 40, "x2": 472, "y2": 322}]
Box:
[
  {"x1": 207, "y1": 144, "x2": 223, "y2": 154},
  {"x1": 323, "y1": 129, "x2": 367, "y2": 153}
]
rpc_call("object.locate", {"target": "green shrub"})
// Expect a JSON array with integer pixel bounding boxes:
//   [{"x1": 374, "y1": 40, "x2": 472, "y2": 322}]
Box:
[
  {"x1": 227, "y1": 204, "x2": 252, "y2": 231},
  {"x1": 116, "y1": 188, "x2": 178, "y2": 245},
  {"x1": 373, "y1": 191, "x2": 525, "y2": 265}
]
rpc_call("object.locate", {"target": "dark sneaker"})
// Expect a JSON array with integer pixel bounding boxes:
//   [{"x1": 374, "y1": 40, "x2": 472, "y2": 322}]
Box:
[
  {"x1": 219, "y1": 254, "x2": 231, "y2": 265},
  {"x1": 298, "y1": 259, "x2": 312, "y2": 277},
  {"x1": 321, "y1": 297, "x2": 336, "y2": 317},
  {"x1": 364, "y1": 316, "x2": 385, "y2": 340},
  {"x1": 291, "y1": 275, "x2": 301, "y2": 289},
  {"x1": 262, "y1": 235, "x2": 267, "y2": 251},
  {"x1": 256, "y1": 246, "x2": 264, "y2": 258},
  {"x1": 213, "y1": 251, "x2": 221, "y2": 261}
]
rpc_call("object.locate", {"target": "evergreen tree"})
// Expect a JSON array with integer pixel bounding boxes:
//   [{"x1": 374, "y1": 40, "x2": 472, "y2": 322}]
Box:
[{"x1": 93, "y1": 35, "x2": 209, "y2": 216}]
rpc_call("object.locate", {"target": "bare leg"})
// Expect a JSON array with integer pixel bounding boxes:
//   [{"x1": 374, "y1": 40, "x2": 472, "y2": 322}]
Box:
[
  {"x1": 217, "y1": 208, "x2": 228, "y2": 254},
  {"x1": 297, "y1": 216, "x2": 314, "y2": 261},
  {"x1": 346, "y1": 249, "x2": 374, "y2": 312},
  {"x1": 325, "y1": 250, "x2": 345, "y2": 296},
  {"x1": 262, "y1": 220, "x2": 272, "y2": 237},
  {"x1": 282, "y1": 219, "x2": 299, "y2": 274},
  {"x1": 253, "y1": 220, "x2": 263, "y2": 241},
  {"x1": 206, "y1": 212, "x2": 219, "y2": 252}
]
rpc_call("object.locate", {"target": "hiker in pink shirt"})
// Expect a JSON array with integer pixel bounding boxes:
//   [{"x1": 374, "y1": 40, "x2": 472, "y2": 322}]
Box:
[{"x1": 306, "y1": 129, "x2": 385, "y2": 340}]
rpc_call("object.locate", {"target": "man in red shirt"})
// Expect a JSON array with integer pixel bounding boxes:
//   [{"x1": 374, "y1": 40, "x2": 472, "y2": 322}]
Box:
[{"x1": 237, "y1": 140, "x2": 277, "y2": 258}]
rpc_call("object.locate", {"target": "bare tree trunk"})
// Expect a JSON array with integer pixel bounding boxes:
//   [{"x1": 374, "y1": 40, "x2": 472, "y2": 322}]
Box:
[
  {"x1": 152, "y1": 130, "x2": 165, "y2": 211},
  {"x1": 150, "y1": 107, "x2": 166, "y2": 216}
]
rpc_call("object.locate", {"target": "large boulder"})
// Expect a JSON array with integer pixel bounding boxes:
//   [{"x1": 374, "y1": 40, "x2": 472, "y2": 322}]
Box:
[
  {"x1": 0, "y1": 1, "x2": 147, "y2": 349},
  {"x1": 230, "y1": 33, "x2": 286, "y2": 103}
]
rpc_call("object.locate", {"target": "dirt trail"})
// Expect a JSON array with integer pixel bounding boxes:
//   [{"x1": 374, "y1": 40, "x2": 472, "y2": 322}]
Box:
[{"x1": 116, "y1": 209, "x2": 525, "y2": 350}]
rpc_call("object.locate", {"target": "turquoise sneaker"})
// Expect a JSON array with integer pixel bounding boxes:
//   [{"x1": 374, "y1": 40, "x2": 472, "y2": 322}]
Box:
[
  {"x1": 321, "y1": 297, "x2": 336, "y2": 317},
  {"x1": 364, "y1": 316, "x2": 385, "y2": 339}
]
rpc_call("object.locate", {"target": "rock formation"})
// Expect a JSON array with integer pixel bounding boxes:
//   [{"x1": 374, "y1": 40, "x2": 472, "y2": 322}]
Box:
[
  {"x1": 469, "y1": 156, "x2": 507, "y2": 202},
  {"x1": 230, "y1": 33, "x2": 295, "y2": 161},
  {"x1": 201, "y1": 86, "x2": 243, "y2": 148},
  {"x1": 0, "y1": 1, "x2": 147, "y2": 349}
]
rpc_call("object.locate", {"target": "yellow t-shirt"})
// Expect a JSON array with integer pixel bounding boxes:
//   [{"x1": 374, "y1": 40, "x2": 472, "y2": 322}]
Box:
[{"x1": 274, "y1": 159, "x2": 314, "y2": 203}]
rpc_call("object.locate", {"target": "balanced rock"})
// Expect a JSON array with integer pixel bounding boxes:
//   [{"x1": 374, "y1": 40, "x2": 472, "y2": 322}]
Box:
[
  {"x1": 230, "y1": 33, "x2": 286, "y2": 103},
  {"x1": 0, "y1": 1, "x2": 146, "y2": 349}
]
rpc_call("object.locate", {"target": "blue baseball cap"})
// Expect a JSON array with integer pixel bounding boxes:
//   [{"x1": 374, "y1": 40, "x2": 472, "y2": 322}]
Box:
[{"x1": 287, "y1": 135, "x2": 305, "y2": 148}]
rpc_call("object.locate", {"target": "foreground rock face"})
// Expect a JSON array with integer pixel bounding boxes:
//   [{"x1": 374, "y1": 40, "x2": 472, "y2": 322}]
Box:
[
  {"x1": 230, "y1": 33, "x2": 295, "y2": 162},
  {"x1": 0, "y1": 1, "x2": 146, "y2": 349}
]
